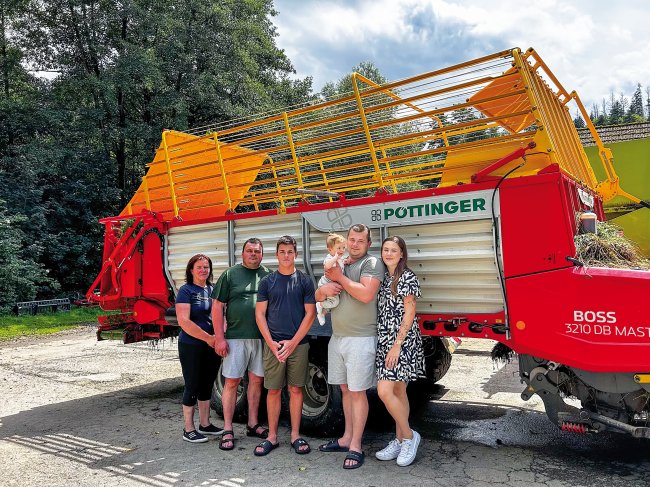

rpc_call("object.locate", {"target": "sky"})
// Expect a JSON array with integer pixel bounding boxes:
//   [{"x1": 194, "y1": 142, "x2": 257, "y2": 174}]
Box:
[{"x1": 272, "y1": 0, "x2": 650, "y2": 114}]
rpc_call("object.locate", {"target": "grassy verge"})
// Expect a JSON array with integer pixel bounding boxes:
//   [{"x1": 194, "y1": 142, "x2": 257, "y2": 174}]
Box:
[{"x1": 0, "y1": 307, "x2": 103, "y2": 340}]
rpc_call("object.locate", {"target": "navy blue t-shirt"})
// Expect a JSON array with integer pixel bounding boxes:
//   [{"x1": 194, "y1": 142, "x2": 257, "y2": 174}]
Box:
[
  {"x1": 256, "y1": 270, "x2": 316, "y2": 344},
  {"x1": 176, "y1": 283, "x2": 214, "y2": 345}
]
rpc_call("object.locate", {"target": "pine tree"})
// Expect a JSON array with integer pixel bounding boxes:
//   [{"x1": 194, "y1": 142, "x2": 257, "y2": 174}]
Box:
[
  {"x1": 573, "y1": 112, "x2": 586, "y2": 128},
  {"x1": 608, "y1": 91, "x2": 624, "y2": 124},
  {"x1": 627, "y1": 83, "x2": 644, "y2": 121}
]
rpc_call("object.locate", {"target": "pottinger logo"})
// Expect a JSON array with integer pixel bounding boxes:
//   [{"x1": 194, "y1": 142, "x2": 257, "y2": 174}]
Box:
[{"x1": 378, "y1": 198, "x2": 487, "y2": 221}]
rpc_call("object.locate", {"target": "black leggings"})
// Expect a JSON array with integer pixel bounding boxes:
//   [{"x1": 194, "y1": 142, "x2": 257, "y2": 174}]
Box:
[{"x1": 178, "y1": 341, "x2": 219, "y2": 407}]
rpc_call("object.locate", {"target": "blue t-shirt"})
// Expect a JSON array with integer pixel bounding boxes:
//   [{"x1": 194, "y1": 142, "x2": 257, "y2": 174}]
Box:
[
  {"x1": 256, "y1": 270, "x2": 316, "y2": 344},
  {"x1": 176, "y1": 283, "x2": 214, "y2": 345}
]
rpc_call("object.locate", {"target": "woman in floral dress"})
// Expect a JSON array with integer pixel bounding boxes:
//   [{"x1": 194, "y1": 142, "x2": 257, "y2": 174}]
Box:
[{"x1": 375, "y1": 236, "x2": 425, "y2": 467}]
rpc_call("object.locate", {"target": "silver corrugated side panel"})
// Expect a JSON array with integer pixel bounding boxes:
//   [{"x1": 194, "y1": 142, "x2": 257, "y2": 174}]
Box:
[
  {"x1": 308, "y1": 226, "x2": 382, "y2": 282},
  {"x1": 388, "y1": 219, "x2": 503, "y2": 314},
  {"x1": 233, "y1": 213, "x2": 304, "y2": 271},
  {"x1": 167, "y1": 221, "x2": 229, "y2": 293}
]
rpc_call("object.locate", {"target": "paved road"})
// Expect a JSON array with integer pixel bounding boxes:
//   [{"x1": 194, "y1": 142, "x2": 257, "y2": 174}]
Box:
[{"x1": 0, "y1": 329, "x2": 648, "y2": 486}]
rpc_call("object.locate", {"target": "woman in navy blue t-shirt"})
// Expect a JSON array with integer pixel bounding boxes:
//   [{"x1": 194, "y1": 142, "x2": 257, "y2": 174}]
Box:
[{"x1": 175, "y1": 254, "x2": 224, "y2": 443}]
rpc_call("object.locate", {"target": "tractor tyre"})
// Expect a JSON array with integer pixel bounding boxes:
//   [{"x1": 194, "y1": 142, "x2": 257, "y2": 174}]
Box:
[
  {"x1": 411, "y1": 336, "x2": 452, "y2": 393},
  {"x1": 282, "y1": 341, "x2": 344, "y2": 436},
  {"x1": 210, "y1": 362, "x2": 249, "y2": 422}
]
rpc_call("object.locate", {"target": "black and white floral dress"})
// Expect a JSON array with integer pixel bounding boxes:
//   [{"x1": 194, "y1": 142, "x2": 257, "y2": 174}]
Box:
[{"x1": 376, "y1": 268, "x2": 426, "y2": 382}]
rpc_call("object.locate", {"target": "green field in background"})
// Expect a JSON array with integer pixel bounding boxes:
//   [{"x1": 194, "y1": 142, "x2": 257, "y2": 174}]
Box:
[
  {"x1": 585, "y1": 137, "x2": 650, "y2": 257},
  {"x1": 0, "y1": 308, "x2": 102, "y2": 340}
]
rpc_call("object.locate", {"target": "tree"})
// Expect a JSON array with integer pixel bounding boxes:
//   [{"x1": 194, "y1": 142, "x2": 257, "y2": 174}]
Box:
[
  {"x1": 627, "y1": 83, "x2": 644, "y2": 121},
  {"x1": 573, "y1": 112, "x2": 586, "y2": 128},
  {"x1": 3, "y1": 0, "x2": 313, "y2": 297},
  {"x1": 608, "y1": 91, "x2": 624, "y2": 125},
  {"x1": 320, "y1": 61, "x2": 387, "y2": 99},
  {"x1": 17, "y1": 0, "x2": 312, "y2": 205},
  {"x1": 0, "y1": 200, "x2": 50, "y2": 310}
]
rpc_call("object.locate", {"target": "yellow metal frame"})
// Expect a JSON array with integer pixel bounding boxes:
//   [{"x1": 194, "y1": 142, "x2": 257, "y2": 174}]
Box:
[
  {"x1": 121, "y1": 47, "x2": 640, "y2": 220},
  {"x1": 161, "y1": 131, "x2": 180, "y2": 218},
  {"x1": 212, "y1": 133, "x2": 232, "y2": 212}
]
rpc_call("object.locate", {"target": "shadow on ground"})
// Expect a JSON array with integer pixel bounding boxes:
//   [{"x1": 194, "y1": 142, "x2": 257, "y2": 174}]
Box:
[{"x1": 1, "y1": 377, "x2": 649, "y2": 487}]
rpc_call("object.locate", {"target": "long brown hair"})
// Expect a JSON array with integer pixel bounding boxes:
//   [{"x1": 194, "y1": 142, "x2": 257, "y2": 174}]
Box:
[
  {"x1": 382, "y1": 236, "x2": 408, "y2": 296},
  {"x1": 185, "y1": 254, "x2": 214, "y2": 285}
]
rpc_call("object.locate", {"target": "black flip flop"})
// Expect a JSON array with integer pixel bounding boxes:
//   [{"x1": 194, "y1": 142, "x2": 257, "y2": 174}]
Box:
[
  {"x1": 246, "y1": 423, "x2": 269, "y2": 439},
  {"x1": 343, "y1": 450, "x2": 365, "y2": 469},
  {"x1": 318, "y1": 438, "x2": 349, "y2": 452},
  {"x1": 291, "y1": 437, "x2": 311, "y2": 454},
  {"x1": 254, "y1": 439, "x2": 280, "y2": 456}
]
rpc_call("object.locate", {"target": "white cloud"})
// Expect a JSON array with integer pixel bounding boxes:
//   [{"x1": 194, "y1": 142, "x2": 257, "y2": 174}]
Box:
[{"x1": 273, "y1": 0, "x2": 650, "y2": 110}]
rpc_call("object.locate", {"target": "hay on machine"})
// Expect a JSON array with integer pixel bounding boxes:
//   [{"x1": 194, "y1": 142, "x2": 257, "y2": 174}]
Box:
[{"x1": 574, "y1": 221, "x2": 650, "y2": 270}]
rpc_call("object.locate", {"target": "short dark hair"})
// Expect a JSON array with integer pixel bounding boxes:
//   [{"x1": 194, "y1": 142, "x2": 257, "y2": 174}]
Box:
[
  {"x1": 348, "y1": 223, "x2": 371, "y2": 242},
  {"x1": 242, "y1": 237, "x2": 263, "y2": 253},
  {"x1": 185, "y1": 254, "x2": 214, "y2": 285},
  {"x1": 276, "y1": 235, "x2": 297, "y2": 252}
]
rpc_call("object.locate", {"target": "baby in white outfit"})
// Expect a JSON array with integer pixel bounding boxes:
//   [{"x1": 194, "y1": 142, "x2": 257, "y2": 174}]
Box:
[{"x1": 316, "y1": 233, "x2": 347, "y2": 325}]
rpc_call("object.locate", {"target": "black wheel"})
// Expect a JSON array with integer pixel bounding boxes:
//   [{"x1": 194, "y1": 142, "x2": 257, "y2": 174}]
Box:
[
  {"x1": 410, "y1": 336, "x2": 452, "y2": 392},
  {"x1": 210, "y1": 362, "x2": 249, "y2": 421},
  {"x1": 283, "y1": 340, "x2": 344, "y2": 436}
]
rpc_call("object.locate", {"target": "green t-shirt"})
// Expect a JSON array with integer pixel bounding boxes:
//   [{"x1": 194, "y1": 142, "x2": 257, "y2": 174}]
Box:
[{"x1": 212, "y1": 264, "x2": 272, "y2": 339}]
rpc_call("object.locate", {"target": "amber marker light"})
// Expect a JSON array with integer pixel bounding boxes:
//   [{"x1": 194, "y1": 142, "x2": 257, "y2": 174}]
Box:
[{"x1": 516, "y1": 321, "x2": 526, "y2": 330}]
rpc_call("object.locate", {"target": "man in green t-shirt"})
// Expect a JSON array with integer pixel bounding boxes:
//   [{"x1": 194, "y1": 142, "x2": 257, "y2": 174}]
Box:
[{"x1": 212, "y1": 238, "x2": 272, "y2": 450}]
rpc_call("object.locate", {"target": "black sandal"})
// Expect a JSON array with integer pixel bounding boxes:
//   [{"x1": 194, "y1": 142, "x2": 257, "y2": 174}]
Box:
[
  {"x1": 254, "y1": 439, "x2": 279, "y2": 456},
  {"x1": 318, "y1": 438, "x2": 349, "y2": 452},
  {"x1": 343, "y1": 450, "x2": 365, "y2": 469},
  {"x1": 246, "y1": 423, "x2": 269, "y2": 439},
  {"x1": 219, "y1": 430, "x2": 235, "y2": 451},
  {"x1": 291, "y1": 437, "x2": 311, "y2": 454}
]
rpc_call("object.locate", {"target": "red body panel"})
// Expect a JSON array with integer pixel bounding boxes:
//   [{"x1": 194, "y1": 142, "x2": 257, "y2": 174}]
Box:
[
  {"x1": 506, "y1": 266, "x2": 650, "y2": 372},
  {"x1": 89, "y1": 168, "x2": 649, "y2": 368},
  {"x1": 141, "y1": 231, "x2": 169, "y2": 306},
  {"x1": 499, "y1": 170, "x2": 601, "y2": 278}
]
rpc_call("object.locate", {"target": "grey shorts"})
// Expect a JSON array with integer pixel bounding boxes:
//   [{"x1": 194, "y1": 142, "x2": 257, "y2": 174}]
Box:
[
  {"x1": 222, "y1": 339, "x2": 264, "y2": 379},
  {"x1": 327, "y1": 335, "x2": 377, "y2": 391}
]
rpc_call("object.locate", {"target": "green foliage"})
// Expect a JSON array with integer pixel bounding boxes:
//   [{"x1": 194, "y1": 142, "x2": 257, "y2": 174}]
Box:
[
  {"x1": 0, "y1": 0, "x2": 313, "y2": 302},
  {"x1": 0, "y1": 200, "x2": 53, "y2": 309},
  {"x1": 573, "y1": 113, "x2": 586, "y2": 128},
  {"x1": 0, "y1": 307, "x2": 104, "y2": 339},
  {"x1": 628, "y1": 84, "x2": 645, "y2": 120},
  {"x1": 584, "y1": 85, "x2": 649, "y2": 127},
  {"x1": 320, "y1": 61, "x2": 387, "y2": 99}
]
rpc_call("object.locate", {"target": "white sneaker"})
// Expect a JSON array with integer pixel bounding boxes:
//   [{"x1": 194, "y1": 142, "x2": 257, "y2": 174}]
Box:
[
  {"x1": 396, "y1": 430, "x2": 420, "y2": 466},
  {"x1": 375, "y1": 438, "x2": 402, "y2": 460}
]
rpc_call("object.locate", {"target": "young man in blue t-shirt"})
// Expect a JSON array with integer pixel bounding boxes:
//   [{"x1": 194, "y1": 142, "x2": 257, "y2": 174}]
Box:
[{"x1": 253, "y1": 235, "x2": 316, "y2": 456}]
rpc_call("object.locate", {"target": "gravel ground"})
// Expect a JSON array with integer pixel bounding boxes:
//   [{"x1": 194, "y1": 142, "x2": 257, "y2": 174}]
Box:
[{"x1": 1, "y1": 328, "x2": 648, "y2": 487}]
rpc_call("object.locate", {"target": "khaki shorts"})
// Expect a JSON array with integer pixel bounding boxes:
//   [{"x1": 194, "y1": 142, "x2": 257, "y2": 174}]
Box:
[
  {"x1": 263, "y1": 342, "x2": 310, "y2": 390},
  {"x1": 327, "y1": 335, "x2": 377, "y2": 391}
]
